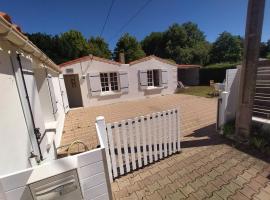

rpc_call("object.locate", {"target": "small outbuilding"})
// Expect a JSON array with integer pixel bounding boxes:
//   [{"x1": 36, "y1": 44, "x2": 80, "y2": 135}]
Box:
[
  {"x1": 177, "y1": 65, "x2": 201, "y2": 86},
  {"x1": 60, "y1": 55, "x2": 178, "y2": 107}
]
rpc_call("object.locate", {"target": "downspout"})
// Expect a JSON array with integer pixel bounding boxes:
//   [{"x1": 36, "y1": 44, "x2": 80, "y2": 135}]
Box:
[{"x1": 17, "y1": 54, "x2": 43, "y2": 161}]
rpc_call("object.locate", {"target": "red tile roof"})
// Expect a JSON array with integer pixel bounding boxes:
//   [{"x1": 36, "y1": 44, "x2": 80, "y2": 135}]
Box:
[
  {"x1": 0, "y1": 12, "x2": 12, "y2": 23},
  {"x1": 59, "y1": 55, "x2": 121, "y2": 67},
  {"x1": 129, "y1": 55, "x2": 201, "y2": 68},
  {"x1": 0, "y1": 12, "x2": 23, "y2": 34},
  {"x1": 129, "y1": 55, "x2": 179, "y2": 67},
  {"x1": 60, "y1": 54, "x2": 202, "y2": 69}
]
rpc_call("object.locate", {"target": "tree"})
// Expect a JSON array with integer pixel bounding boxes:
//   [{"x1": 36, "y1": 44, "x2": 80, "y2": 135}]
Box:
[
  {"x1": 26, "y1": 33, "x2": 59, "y2": 63},
  {"x1": 182, "y1": 22, "x2": 206, "y2": 47},
  {"x1": 141, "y1": 32, "x2": 166, "y2": 57},
  {"x1": 59, "y1": 30, "x2": 90, "y2": 63},
  {"x1": 141, "y1": 22, "x2": 210, "y2": 65},
  {"x1": 209, "y1": 32, "x2": 243, "y2": 63},
  {"x1": 88, "y1": 36, "x2": 111, "y2": 59},
  {"x1": 113, "y1": 33, "x2": 145, "y2": 63},
  {"x1": 260, "y1": 40, "x2": 270, "y2": 58},
  {"x1": 27, "y1": 30, "x2": 91, "y2": 64}
]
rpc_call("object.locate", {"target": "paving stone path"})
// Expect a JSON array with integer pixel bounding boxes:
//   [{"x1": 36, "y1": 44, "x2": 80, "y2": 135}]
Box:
[
  {"x1": 59, "y1": 93, "x2": 270, "y2": 199},
  {"x1": 59, "y1": 94, "x2": 216, "y2": 155},
  {"x1": 111, "y1": 126, "x2": 270, "y2": 200}
]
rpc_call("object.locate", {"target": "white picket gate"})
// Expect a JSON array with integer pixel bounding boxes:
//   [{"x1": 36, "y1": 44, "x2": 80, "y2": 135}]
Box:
[{"x1": 96, "y1": 108, "x2": 181, "y2": 182}]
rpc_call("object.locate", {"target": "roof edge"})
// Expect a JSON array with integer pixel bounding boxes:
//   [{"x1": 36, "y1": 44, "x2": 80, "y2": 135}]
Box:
[
  {"x1": 129, "y1": 55, "x2": 179, "y2": 67},
  {"x1": 59, "y1": 55, "x2": 121, "y2": 67},
  {"x1": 0, "y1": 12, "x2": 60, "y2": 73}
]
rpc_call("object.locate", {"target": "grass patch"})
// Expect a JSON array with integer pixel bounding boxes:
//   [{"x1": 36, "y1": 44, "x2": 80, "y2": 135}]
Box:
[{"x1": 177, "y1": 86, "x2": 215, "y2": 98}]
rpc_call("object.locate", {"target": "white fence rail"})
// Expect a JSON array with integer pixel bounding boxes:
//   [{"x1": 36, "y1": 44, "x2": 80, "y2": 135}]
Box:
[{"x1": 96, "y1": 108, "x2": 181, "y2": 181}]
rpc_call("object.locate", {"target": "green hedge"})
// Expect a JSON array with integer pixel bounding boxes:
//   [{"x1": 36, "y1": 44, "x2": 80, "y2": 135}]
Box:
[{"x1": 199, "y1": 63, "x2": 238, "y2": 85}]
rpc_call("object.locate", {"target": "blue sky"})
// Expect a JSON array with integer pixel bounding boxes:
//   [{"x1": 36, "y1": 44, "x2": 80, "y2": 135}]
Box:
[{"x1": 1, "y1": 0, "x2": 270, "y2": 50}]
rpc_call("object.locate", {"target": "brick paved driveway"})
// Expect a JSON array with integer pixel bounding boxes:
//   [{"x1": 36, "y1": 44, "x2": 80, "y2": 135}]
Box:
[
  {"x1": 60, "y1": 93, "x2": 270, "y2": 199},
  {"x1": 111, "y1": 126, "x2": 270, "y2": 200},
  {"x1": 59, "y1": 94, "x2": 216, "y2": 155}
]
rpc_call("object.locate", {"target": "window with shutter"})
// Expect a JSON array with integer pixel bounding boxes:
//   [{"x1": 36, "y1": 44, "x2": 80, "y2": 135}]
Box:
[
  {"x1": 88, "y1": 73, "x2": 101, "y2": 96},
  {"x1": 139, "y1": 70, "x2": 148, "y2": 89},
  {"x1": 100, "y1": 72, "x2": 120, "y2": 92},
  {"x1": 147, "y1": 69, "x2": 161, "y2": 87},
  {"x1": 161, "y1": 70, "x2": 168, "y2": 88},
  {"x1": 119, "y1": 71, "x2": 129, "y2": 93}
]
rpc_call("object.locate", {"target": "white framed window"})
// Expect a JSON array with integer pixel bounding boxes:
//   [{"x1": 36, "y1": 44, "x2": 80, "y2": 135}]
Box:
[
  {"x1": 147, "y1": 69, "x2": 161, "y2": 87},
  {"x1": 100, "y1": 72, "x2": 119, "y2": 92}
]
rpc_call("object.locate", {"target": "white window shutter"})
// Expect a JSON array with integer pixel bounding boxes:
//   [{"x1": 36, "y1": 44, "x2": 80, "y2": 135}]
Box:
[
  {"x1": 89, "y1": 72, "x2": 101, "y2": 96},
  {"x1": 139, "y1": 70, "x2": 147, "y2": 90},
  {"x1": 119, "y1": 71, "x2": 129, "y2": 93},
  {"x1": 161, "y1": 69, "x2": 168, "y2": 88},
  {"x1": 47, "y1": 74, "x2": 58, "y2": 115}
]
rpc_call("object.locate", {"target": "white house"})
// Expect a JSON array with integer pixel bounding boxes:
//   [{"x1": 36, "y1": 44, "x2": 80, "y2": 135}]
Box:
[
  {"x1": 60, "y1": 55, "x2": 178, "y2": 107},
  {"x1": 0, "y1": 12, "x2": 69, "y2": 176}
]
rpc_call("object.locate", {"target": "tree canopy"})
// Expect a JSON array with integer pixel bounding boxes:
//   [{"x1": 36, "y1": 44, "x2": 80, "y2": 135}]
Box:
[
  {"x1": 88, "y1": 36, "x2": 111, "y2": 59},
  {"x1": 260, "y1": 40, "x2": 270, "y2": 59},
  {"x1": 27, "y1": 23, "x2": 268, "y2": 67},
  {"x1": 113, "y1": 33, "x2": 145, "y2": 63},
  {"x1": 27, "y1": 31, "x2": 112, "y2": 64},
  {"x1": 59, "y1": 30, "x2": 90, "y2": 63},
  {"x1": 141, "y1": 22, "x2": 210, "y2": 65},
  {"x1": 209, "y1": 32, "x2": 243, "y2": 64}
]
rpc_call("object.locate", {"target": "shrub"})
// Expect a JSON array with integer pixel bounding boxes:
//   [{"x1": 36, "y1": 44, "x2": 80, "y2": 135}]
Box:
[
  {"x1": 199, "y1": 63, "x2": 238, "y2": 85},
  {"x1": 222, "y1": 121, "x2": 235, "y2": 137}
]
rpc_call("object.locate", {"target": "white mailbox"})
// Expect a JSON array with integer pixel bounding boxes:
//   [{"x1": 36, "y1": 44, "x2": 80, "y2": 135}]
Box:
[{"x1": 29, "y1": 170, "x2": 82, "y2": 200}]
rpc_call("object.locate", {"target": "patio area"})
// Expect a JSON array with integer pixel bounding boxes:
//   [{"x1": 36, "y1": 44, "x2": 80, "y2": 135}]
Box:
[
  {"x1": 59, "y1": 94, "x2": 270, "y2": 199},
  {"x1": 111, "y1": 126, "x2": 270, "y2": 200},
  {"x1": 58, "y1": 94, "x2": 217, "y2": 155}
]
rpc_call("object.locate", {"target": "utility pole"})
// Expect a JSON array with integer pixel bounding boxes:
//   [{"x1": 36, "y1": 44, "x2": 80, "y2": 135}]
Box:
[{"x1": 235, "y1": 0, "x2": 265, "y2": 138}]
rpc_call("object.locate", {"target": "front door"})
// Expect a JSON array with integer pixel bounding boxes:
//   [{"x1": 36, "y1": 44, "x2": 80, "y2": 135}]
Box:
[{"x1": 64, "y1": 74, "x2": 83, "y2": 108}]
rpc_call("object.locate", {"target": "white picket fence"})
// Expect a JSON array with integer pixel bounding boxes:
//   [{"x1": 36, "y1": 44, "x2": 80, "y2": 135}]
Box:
[{"x1": 96, "y1": 108, "x2": 181, "y2": 181}]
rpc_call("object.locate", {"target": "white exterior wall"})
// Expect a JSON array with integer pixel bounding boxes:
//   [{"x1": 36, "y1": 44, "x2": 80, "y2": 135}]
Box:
[
  {"x1": 130, "y1": 58, "x2": 177, "y2": 96},
  {"x1": 0, "y1": 46, "x2": 32, "y2": 176},
  {"x1": 0, "y1": 40, "x2": 68, "y2": 176},
  {"x1": 62, "y1": 57, "x2": 177, "y2": 107}
]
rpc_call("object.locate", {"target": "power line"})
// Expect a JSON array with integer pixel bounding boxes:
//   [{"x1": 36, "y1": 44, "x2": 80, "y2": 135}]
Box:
[
  {"x1": 109, "y1": 0, "x2": 153, "y2": 42},
  {"x1": 100, "y1": 0, "x2": 116, "y2": 37}
]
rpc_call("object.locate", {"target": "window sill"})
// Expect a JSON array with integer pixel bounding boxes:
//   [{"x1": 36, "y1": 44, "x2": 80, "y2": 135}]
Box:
[
  {"x1": 146, "y1": 86, "x2": 164, "y2": 90},
  {"x1": 100, "y1": 91, "x2": 121, "y2": 96}
]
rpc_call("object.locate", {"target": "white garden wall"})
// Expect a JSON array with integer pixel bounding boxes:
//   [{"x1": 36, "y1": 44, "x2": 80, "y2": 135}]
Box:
[
  {"x1": 217, "y1": 67, "x2": 241, "y2": 129},
  {"x1": 0, "y1": 122, "x2": 112, "y2": 200},
  {"x1": 0, "y1": 148, "x2": 112, "y2": 200},
  {"x1": 61, "y1": 56, "x2": 177, "y2": 107}
]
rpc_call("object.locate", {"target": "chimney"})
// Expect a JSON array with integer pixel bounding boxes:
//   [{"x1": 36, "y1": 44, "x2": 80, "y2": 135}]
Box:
[{"x1": 119, "y1": 52, "x2": 125, "y2": 64}]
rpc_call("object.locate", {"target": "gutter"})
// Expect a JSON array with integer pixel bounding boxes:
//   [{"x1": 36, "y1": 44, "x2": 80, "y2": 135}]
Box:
[{"x1": 0, "y1": 15, "x2": 61, "y2": 73}]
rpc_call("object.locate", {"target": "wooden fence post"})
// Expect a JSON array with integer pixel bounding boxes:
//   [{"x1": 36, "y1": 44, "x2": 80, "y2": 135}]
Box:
[
  {"x1": 235, "y1": 0, "x2": 265, "y2": 138},
  {"x1": 96, "y1": 116, "x2": 113, "y2": 182}
]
